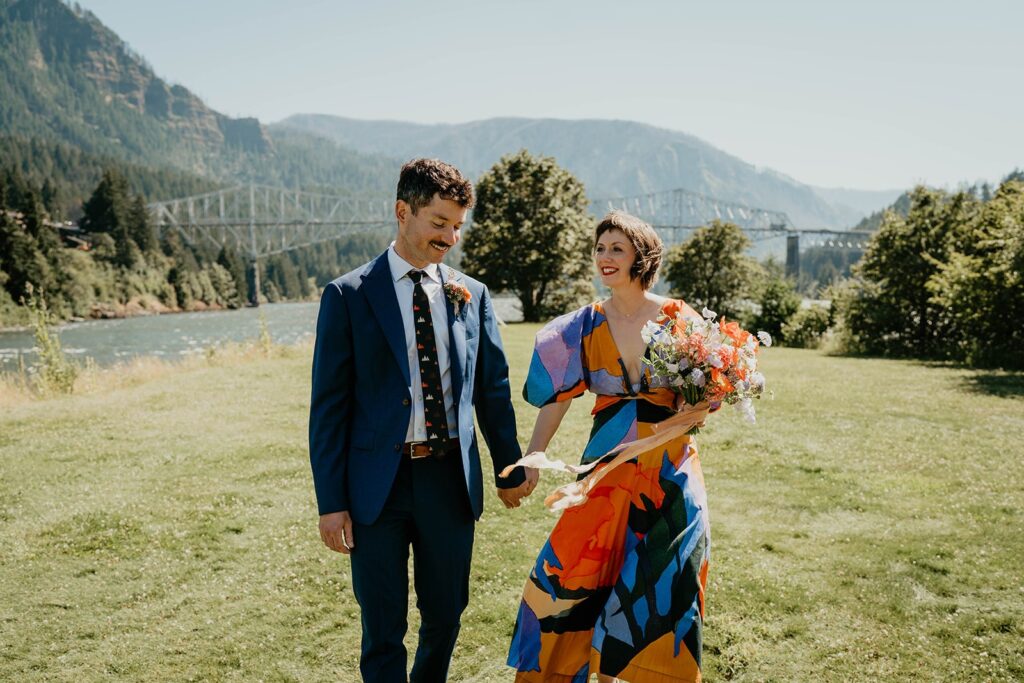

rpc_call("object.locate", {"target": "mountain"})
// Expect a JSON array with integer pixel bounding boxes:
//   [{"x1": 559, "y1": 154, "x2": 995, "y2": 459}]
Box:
[
  {"x1": 851, "y1": 191, "x2": 913, "y2": 232},
  {"x1": 810, "y1": 186, "x2": 905, "y2": 219},
  {"x1": 274, "y1": 114, "x2": 883, "y2": 228},
  {"x1": 0, "y1": 0, "x2": 897, "y2": 226},
  {"x1": 0, "y1": 0, "x2": 396, "y2": 195}
]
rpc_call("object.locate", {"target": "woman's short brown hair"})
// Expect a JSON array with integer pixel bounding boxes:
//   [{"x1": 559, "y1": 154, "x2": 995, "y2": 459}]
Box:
[{"x1": 594, "y1": 211, "x2": 664, "y2": 290}]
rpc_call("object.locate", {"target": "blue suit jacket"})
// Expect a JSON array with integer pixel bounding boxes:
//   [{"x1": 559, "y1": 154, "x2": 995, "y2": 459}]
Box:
[{"x1": 309, "y1": 251, "x2": 525, "y2": 525}]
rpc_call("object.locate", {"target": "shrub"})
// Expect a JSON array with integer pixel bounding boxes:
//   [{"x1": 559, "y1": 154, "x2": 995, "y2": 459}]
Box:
[{"x1": 783, "y1": 306, "x2": 832, "y2": 349}]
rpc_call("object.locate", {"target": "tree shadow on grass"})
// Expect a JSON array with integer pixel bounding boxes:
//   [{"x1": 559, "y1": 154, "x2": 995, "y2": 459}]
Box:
[
  {"x1": 899, "y1": 358, "x2": 1024, "y2": 399},
  {"x1": 958, "y1": 371, "x2": 1024, "y2": 399}
]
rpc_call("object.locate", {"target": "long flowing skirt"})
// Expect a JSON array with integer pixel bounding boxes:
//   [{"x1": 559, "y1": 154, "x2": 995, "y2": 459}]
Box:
[{"x1": 508, "y1": 401, "x2": 711, "y2": 682}]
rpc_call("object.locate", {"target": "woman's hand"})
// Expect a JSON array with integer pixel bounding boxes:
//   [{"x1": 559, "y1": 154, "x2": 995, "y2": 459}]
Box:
[{"x1": 674, "y1": 397, "x2": 711, "y2": 432}]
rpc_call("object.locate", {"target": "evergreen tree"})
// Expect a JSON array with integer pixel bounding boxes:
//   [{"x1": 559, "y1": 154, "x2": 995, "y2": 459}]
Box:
[
  {"x1": 0, "y1": 209, "x2": 49, "y2": 304},
  {"x1": 81, "y1": 169, "x2": 141, "y2": 268},
  {"x1": 40, "y1": 178, "x2": 60, "y2": 217},
  {"x1": 266, "y1": 254, "x2": 302, "y2": 300},
  {"x1": 18, "y1": 189, "x2": 62, "y2": 300},
  {"x1": 216, "y1": 245, "x2": 250, "y2": 306},
  {"x1": 80, "y1": 169, "x2": 130, "y2": 235},
  {"x1": 128, "y1": 193, "x2": 157, "y2": 254},
  {"x1": 21, "y1": 190, "x2": 61, "y2": 260}
]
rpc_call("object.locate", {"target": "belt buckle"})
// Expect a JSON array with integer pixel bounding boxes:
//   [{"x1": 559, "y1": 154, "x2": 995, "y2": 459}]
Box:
[{"x1": 407, "y1": 441, "x2": 430, "y2": 459}]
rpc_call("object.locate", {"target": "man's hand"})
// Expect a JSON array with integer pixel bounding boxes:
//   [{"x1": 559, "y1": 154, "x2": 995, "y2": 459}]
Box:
[
  {"x1": 319, "y1": 511, "x2": 354, "y2": 554},
  {"x1": 497, "y1": 484, "x2": 527, "y2": 509},
  {"x1": 497, "y1": 467, "x2": 539, "y2": 509}
]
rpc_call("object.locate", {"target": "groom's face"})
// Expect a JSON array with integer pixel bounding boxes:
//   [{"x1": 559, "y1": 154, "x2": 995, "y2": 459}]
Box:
[{"x1": 394, "y1": 194, "x2": 467, "y2": 268}]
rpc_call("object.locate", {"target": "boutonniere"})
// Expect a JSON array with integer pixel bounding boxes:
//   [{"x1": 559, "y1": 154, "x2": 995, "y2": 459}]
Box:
[{"x1": 443, "y1": 269, "x2": 472, "y2": 316}]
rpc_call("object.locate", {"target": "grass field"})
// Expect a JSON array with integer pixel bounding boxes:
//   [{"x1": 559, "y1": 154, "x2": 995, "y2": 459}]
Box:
[{"x1": 1, "y1": 325, "x2": 1022, "y2": 682}]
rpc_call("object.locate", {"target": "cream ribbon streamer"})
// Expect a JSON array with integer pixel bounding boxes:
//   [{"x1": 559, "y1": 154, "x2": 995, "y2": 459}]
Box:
[{"x1": 500, "y1": 402, "x2": 710, "y2": 512}]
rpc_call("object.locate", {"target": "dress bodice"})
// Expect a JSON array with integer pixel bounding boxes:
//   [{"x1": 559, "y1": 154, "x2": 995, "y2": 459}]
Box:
[{"x1": 524, "y1": 299, "x2": 699, "y2": 417}]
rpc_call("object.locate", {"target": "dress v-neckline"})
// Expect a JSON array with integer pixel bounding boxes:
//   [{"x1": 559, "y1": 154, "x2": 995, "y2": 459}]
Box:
[{"x1": 595, "y1": 300, "x2": 670, "y2": 394}]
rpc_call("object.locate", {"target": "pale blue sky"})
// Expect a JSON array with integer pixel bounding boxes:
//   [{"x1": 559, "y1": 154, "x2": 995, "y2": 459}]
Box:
[{"x1": 78, "y1": 0, "x2": 1022, "y2": 191}]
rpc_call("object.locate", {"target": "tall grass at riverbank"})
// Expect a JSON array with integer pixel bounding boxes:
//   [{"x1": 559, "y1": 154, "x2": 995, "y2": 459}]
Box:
[{"x1": 0, "y1": 309, "x2": 300, "y2": 408}]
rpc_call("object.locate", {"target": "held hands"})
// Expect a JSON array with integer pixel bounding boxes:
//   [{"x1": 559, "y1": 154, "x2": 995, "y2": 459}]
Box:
[
  {"x1": 496, "y1": 466, "x2": 539, "y2": 509},
  {"x1": 319, "y1": 511, "x2": 355, "y2": 554}
]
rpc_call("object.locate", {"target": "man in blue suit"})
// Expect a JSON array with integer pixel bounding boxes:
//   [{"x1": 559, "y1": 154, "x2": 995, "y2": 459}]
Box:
[{"x1": 309, "y1": 158, "x2": 537, "y2": 682}]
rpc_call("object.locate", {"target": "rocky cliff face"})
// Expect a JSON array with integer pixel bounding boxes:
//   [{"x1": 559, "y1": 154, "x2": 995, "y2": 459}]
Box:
[{"x1": 2, "y1": 0, "x2": 272, "y2": 155}]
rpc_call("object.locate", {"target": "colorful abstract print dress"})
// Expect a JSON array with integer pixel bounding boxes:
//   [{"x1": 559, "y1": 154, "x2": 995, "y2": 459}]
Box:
[{"x1": 508, "y1": 300, "x2": 711, "y2": 683}]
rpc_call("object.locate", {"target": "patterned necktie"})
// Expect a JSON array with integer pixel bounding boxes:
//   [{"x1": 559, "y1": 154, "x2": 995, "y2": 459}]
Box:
[{"x1": 408, "y1": 270, "x2": 449, "y2": 454}]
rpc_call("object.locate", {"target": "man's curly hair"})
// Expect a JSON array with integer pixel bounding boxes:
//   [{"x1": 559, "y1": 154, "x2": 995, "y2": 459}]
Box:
[{"x1": 396, "y1": 158, "x2": 474, "y2": 213}]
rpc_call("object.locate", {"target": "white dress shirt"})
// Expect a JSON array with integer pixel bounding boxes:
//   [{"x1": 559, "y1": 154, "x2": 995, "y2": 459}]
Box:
[{"x1": 387, "y1": 244, "x2": 458, "y2": 442}]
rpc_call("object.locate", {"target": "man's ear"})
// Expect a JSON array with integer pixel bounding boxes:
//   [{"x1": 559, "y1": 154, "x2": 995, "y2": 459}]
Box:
[{"x1": 395, "y1": 199, "x2": 410, "y2": 226}]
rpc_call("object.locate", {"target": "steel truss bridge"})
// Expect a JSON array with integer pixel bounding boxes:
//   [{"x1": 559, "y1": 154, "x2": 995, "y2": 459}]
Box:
[
  {"x1": 148, "y1": 184, "x2": 395, "y2": 301},
  {"x1": 595, "y1": 188, "x2": 874, "y2": 277},
  {"x1": 149, "y1": 184, "x2": 875, "y2": 301}
]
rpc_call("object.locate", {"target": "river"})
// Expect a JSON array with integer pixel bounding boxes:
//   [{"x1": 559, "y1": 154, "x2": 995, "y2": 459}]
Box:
[
  {"x1": 0, "y1": 303, "x2": 320, "y2": 373},
  {"x1": 0, "y1": 296, "x2": 525, "y2": 373}
]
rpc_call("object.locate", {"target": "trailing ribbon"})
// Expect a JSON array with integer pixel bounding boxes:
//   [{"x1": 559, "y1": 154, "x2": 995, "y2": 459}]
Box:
[{"x1": 500, "y1": 402, "x2": 710, "y2": 512}]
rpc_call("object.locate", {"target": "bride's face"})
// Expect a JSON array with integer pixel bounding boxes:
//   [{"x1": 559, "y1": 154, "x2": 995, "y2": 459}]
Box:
[{"x1": 594, "y1": 229, "x2": 637, "y2": 289}]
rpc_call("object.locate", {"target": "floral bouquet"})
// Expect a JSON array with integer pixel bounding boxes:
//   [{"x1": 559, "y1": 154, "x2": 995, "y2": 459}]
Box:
[
  {"x1": 642, "y1": 306, "x2": 770, "y2": 424},
  {"x1": 500, "y1": 306, "x2": 771, "y2": 512}
]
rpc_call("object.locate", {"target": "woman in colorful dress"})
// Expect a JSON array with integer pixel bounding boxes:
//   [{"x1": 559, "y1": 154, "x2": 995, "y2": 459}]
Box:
[{"x1": 508, "y1": 211, "x2": 713, "y2": 683}]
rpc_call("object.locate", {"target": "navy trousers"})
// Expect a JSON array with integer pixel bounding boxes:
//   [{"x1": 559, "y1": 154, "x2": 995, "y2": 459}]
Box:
[{"x1": 350, "y1": 452, "x2": 475, "y2": 683}]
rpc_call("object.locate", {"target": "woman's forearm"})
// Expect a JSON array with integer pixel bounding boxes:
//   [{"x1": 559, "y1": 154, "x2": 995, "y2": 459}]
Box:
[{"x1": 527, "y1": 400, "x2": 573, "y2": 454}]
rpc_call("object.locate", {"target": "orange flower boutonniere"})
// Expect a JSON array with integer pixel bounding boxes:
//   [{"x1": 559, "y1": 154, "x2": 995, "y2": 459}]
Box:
[{"x1": 444, "y1": 274, "x2": 472, "y2": 316}]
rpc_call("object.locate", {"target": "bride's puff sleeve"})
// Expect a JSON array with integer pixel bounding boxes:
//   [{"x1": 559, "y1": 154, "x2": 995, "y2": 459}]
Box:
[{"x1": 523, "y1": 307, "x2": 593, "y2": 408}]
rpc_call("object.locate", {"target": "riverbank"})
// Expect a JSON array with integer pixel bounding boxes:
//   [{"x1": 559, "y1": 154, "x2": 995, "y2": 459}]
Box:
[
  {"x1": 0, "y1": 301, "x2": 321, "y2": 375},
  {"x1": 0, "y1": 337, "x2": 307, "y2": 408},
  {"x1": 0, "y1": 294, "x2": 323, "y2": 333},
  {"x1": 1, "y1": 329, "x2": 1021, "y2": 681}
]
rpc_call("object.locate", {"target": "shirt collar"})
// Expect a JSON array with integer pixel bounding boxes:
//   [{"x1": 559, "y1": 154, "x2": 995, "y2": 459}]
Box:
[{"x1": 388, "y1": 243, "x2": 441, "y2": 284}]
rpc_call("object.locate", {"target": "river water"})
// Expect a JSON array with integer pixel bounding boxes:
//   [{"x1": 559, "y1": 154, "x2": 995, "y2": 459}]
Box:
[
  {"x1": 0, "y1": 297, "x2": 525, "y2": 373},
  {"x1": 0, "y1": 303, "x2": 320, "y2": 373}
]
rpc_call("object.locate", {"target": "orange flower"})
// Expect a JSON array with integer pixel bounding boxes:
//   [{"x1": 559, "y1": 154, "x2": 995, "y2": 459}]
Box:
[
  {"x1": 711, "y1": 367, "x2": 735, "y2": 394},
  {"x1": 720, "y1": 317, "x2": 745, "y2": 344}
]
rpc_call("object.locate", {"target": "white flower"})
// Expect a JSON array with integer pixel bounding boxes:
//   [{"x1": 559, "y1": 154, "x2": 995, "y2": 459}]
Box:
[
  {"x1": 757, "y1": 331, "x2": 773, "y2": 347},
  {"x1": 702, "y1": 306, "x2": 717, "y2": 320},
  {"x1": 665, "y1": 362, "x2": 679, "y2": 373},
  {"x1": 670, "y1": 375, "x2": 685, "y2": 386},
  {"x1": 741, "y1": 354, "x2": 758, "y2": 372},
  {"x1": 709, "y1": 353, "x2": 724, "y2": 369},
  {"x1": 749, "y1": 371, "x2": 766, "y2": 389},
  {"x1": 640, "y1": 320, "x2": 661, "y2": 344},
  {"x1": 689, "y1": 368, "x2": 706, "y2": 387},
  {"x1": 677, "y1": 356, "x2": 690, "y2": 371},
  {"x1": 735, "y1": 397, "x2": 756, "y2": 423}
]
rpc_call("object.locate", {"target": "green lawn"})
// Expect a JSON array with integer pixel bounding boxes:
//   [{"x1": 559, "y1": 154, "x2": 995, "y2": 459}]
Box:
[{"x1": 1, "y1": 326, "x2": 1022, "y2": 682}]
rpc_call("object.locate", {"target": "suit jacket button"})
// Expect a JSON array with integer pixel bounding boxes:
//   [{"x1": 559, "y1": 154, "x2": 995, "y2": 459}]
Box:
[
  {"x1": 402, "y1": 398, "x2": 410, "y2": 406},
  {"x1": 394, "y1": 443, "x2": 401, "y2": 452}
]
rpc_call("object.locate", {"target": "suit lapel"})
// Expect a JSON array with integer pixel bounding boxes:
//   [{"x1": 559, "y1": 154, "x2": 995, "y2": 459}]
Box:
[
  {"x1": 361, "y1": 252, "x2": 410, "y2": 385},
  {"x1": 440, "y1": 266, "x2": 466, "y2": 405}
]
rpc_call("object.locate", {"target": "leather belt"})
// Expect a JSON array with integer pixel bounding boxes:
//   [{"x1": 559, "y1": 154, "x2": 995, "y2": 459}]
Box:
[{"x1": 402, "y1": 438, "x2": 460, "y2": 460}]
